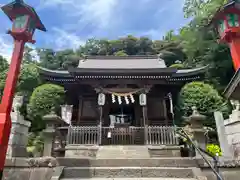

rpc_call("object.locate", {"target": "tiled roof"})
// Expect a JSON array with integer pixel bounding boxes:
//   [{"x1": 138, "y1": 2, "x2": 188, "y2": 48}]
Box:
[{"x1": 77, "y1": 56, "x2": 166, "y2": 69}]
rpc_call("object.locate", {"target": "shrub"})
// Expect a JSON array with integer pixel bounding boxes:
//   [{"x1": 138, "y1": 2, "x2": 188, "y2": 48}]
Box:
[
  {"x1": 177, "y1": 81, "x2": 229, "y2": 127},
  {"x1": 27, "y1": 83, "x2": 65, "y2": 131},
  {"x1": 206, "y1": 144, "x2": 222, "y2": 157}
]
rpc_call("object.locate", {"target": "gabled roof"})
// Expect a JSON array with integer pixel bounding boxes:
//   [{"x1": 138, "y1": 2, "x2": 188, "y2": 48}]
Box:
[{"x1": 38, "y1": 56, "x2": 207, "y2": 84}]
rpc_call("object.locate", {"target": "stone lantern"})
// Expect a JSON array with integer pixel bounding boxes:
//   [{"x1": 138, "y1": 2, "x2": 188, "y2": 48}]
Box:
[
  {"x1": 187, "y1": 106, "x2": 207, "y2": 157},
  {"x1": 188, "y1": 106, "x2": 206, "y2": 129},
  {"x1": 42, "y1": 109, "x2": 64, "y2": 157}
]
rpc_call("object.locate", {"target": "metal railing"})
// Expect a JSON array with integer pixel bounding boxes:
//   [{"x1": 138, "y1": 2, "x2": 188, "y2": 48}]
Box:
[
  {"x1": 178, "y1": 128, "x2": 223, "y2": 180},
  {"x1": 146, "y1": 126, "x2": 179, "y2": 145}
]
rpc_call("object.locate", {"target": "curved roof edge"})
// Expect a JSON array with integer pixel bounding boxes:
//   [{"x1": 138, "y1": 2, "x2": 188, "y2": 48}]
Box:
[
  {"x1": 174, "y1": 66, "x2": 208, "y2": 77},
  {"x1": 38, "y1": 65, "x2": 208, "y2": 78},
  {"x1": 38, "y1": 66, "x2": 71, "y2": 78}
]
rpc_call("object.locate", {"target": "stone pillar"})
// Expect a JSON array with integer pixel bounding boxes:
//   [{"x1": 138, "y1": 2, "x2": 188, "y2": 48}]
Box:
[
  {"x1": 214, "y1": 111, "x2": 234, "y2": 159},
  {"x1": 188, "y1": 107, "x2": 206, "y2": 158},
  {"x1": 7, "y1": 96, "x2": 31, "y2": 157},
  {"x1": 42, "y1": 110, "x2": 64, "y2": 157},
  {"x1": 224, "y1": 100, "x2": 240, "y2": 159}
]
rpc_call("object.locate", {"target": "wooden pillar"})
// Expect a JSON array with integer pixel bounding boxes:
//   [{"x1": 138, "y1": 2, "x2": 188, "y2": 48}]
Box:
[
  {"x1": 163, "y1": 98, "x2": 169, "y2": 126},
  {"x1": 77, "y1": 96, "x2": 83, "y2": 125}
]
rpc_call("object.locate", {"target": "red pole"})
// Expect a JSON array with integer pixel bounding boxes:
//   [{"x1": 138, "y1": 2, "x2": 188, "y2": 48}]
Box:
[{"x1": 0, "y1": 39, "x2": 25, "y2": 178}]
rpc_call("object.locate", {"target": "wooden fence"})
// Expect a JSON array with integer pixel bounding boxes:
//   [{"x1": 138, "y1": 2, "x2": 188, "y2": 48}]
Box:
[{"x1": 65, "y1": 126, "x2": 179, "y2": 146}]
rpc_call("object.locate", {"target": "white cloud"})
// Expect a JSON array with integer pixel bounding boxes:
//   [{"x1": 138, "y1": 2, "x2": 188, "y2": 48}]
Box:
[
  {"x1": 0, "y1": 34, "x2": 13, "y2": 62},
  {"x1": 50, "y1": 28, "x2": 85, "y2": 50},
  {"x1": 0, "y1": 34, "x2": 40, "y2": 63},
  {"x1": 39, "y1": 0, "x2": 119, "y2": 30}
]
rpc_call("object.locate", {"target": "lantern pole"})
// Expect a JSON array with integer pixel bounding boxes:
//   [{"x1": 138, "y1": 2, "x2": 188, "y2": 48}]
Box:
[{"x1": 0, "y1": 1, "x2": 46, "y2": 178}]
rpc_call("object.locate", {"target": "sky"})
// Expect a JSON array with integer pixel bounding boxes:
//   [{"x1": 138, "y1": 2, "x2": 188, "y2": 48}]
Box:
[{"x1": 0, "y1": 0, "x2": 189, "y2": 61}]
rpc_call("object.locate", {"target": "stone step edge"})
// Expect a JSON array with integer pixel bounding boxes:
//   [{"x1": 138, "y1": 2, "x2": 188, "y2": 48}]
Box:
[
  {"x1": 61, "y1": 178, "x2": 197, "y2": 180},
  {"x1": 58, "y1": 157, "x2": 199, "y2": 160},
  {"x1": 64, "y1": 167, "x2": 194, "y2": 170}
]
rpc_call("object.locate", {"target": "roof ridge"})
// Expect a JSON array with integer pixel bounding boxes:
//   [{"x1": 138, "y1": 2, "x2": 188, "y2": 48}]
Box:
[{"x1": 84, "y1": 55, "x2": 159, "y2": 60}]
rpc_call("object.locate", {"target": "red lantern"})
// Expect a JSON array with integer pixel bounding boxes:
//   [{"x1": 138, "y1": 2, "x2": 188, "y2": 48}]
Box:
[
  {"x1": 0, "y1": 1, "x2": 46, "y2": 178},
  {"x1": 209, "y1": 0, "x2": 240, "y2": 70}
]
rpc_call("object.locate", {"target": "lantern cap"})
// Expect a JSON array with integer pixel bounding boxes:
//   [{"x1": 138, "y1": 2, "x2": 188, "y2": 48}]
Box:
[{"x1": 1, "y1": 0, "x2": 46, "y2": 32}]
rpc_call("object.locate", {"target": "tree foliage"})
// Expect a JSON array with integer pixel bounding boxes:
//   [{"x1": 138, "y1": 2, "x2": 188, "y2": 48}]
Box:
[
  {"x1": 27, "y1": 84, "x2": 65, "y2": 131},
  {"x1": 178, "y1": 81, "x2": 229, "y2": 127}
]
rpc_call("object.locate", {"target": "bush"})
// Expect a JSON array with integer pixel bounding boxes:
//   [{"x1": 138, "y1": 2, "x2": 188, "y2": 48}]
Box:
[
  {"x1": 206, "y1": 144, "x2": 222, "y2": 157},
  {"x1": 27, "y1": 83, "x2": 65, "y2": 131},
  {"x1": 177, "y1": 81, "x2": 229, "y2": 127},
  {"x1": 27, "y1": 132, "x2": 44, "y2": 157}
]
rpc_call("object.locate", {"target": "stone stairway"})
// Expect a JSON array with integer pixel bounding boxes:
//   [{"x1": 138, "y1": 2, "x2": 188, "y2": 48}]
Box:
[{"x1": 58, "y1": 146, "x2": 206, "y2": 180}]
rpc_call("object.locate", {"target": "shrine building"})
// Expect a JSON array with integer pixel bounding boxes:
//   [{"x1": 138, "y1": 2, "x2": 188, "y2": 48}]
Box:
[{"x1": 39, "y1": 55, "x2": 206, "y2": 145}]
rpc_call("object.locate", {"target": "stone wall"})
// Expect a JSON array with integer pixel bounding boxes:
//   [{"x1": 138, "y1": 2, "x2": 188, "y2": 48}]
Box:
[
  {"x1": 224, "y1": 110, "x2": 240, "y2": 159},
  {"x1": 7, "y1": 112, "x2": 31, "y2": 157},
  {"x1": 3, "y1": 158, "x2": 63, "y2": 180}
]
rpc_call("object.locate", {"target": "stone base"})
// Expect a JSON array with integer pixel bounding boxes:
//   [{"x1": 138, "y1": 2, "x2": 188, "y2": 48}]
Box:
[
  {"x1": 7, "y1": 145, "x2": 27, "y2": 158},
  {"x1": 148, "y1": 145, "x2": 181, "y2": 157},
  {"x1": 65, "y1": 145, "x2": 99, "y2": 158}
]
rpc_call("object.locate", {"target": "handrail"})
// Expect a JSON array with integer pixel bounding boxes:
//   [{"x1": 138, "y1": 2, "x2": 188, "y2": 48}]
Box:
[{"x1": 178, "y1": 128, "x2": 223, "y2": 180}]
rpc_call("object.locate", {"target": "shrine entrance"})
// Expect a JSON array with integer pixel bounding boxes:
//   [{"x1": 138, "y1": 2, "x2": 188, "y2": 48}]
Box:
[{"x1": 108, "y1": 98, "x2": 136, "y2": 127}]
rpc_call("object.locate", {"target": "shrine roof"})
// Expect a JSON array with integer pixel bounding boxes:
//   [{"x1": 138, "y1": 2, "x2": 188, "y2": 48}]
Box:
[
  {"x1": 39, "y1": 56, "x2": 207, "y2": 78},
  {"x1": 224, "y1": 68, "x2": 240, "y2": 99},
  {"x1": 77, "y1": 55, "x2": 166, "y2": 69}
]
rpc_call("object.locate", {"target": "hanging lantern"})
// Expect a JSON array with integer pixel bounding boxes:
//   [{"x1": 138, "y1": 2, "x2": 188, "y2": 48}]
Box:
[
  {"x1": 98, "y1": 93, "x2": 105, "y2": 106},
  {"x1": 139, "y1": 93, "x2": 147, "y2": 106},
  {"x1": 130, "y1": 94, "x2": 135, "y2": 103},
  {"x1": 118, "y1": 96, "x2": 122, "y2": 104},
  {"x1": 125, "y1": 96, "x2": 129, "y2": 104},
  {"x1": 112, "y1": 94, "x2": 116, "y2": 103}
]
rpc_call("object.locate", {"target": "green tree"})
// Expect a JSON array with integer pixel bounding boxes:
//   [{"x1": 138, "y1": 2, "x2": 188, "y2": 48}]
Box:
[
  {"x1": 0, "y1": 55, "x2": 9, "y2": 71},
  {"x1": 17, "y1": 64, "x2": 41, "y2": 96},
  {"x1": 178, "y1": 0, "x2": 235, "y2": 91},
  {"x1": 178, "y1": 81, "x2": 229, "y2": 127},
  {"x1": 23, "y1": 46, "x2": 37, "y2": 64},
  {"x1": 27, "y1": 84, "x2": 65, "y2": 131}
]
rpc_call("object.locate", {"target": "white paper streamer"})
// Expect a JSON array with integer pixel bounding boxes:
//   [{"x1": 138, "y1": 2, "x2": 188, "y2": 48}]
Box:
[
  {"x1": 130, "y1": 94, "x2": 135, "y2": 103},
  {"x1": 118, "y1": 96, "x2": 122, "y2": 104},
  {"x1": 112, "y1": 94, "x2": 116, "y2": 103}
]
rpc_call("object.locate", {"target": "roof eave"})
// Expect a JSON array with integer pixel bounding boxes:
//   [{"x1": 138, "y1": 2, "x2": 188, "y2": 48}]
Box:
[{"x1": 223, "y1": 68, "x2": 240, "y2": 99}]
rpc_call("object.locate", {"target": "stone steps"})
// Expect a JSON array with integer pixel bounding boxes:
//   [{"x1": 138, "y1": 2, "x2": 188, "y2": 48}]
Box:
[
  {"x1": 62, "y1": 178, "x2": 198, "y2": 180},
  {"x1": 62, "y1": 167, "x2": 196, "y2": 179},
  {"x1": 57, "y1": 157, "x2": 202, "y2": 167},
  {"x1": 96, "y1": 146, "x2": 150, "y2": 158}
]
